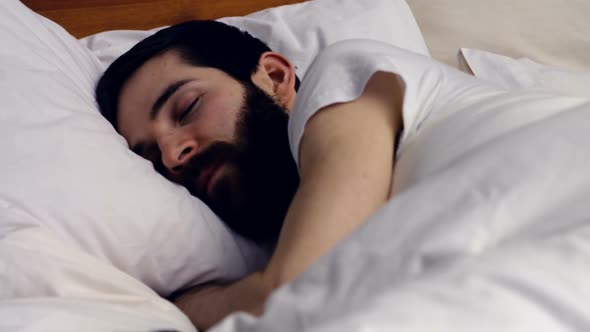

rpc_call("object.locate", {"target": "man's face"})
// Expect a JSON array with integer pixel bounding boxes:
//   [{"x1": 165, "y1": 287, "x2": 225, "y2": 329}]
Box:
[{"x1": 117, "y1": 50, "x2": 299, "y2": 243}]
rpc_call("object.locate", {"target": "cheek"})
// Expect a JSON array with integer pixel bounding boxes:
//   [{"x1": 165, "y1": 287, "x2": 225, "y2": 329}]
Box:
[{"x1": 202, "y1": 98, "x2": 243, "y2": 139}]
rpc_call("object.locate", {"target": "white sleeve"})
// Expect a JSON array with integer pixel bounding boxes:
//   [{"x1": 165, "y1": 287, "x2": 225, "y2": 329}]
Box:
[{"x1": 287, "y1": 39, "x2": 504, "y2": 167}]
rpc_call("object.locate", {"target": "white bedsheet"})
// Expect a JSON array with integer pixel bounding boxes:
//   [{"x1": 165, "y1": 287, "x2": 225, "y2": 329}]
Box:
[{"x1": 209, "y1": 92, "x2": 590, "y2": 331}]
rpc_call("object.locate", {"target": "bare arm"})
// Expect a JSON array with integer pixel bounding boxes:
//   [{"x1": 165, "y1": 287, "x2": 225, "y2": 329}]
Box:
[
  {"x1": 264, "y1": 71, "x2": 403, "y2": 284},
  {"x1": 175, "y1": 71, "x2": 404, "y2": 329}
]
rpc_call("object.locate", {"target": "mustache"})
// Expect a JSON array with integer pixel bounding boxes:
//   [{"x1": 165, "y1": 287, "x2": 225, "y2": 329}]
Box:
[{"x1": 175, "y1": 141, "x2": 239, "y2": 194}]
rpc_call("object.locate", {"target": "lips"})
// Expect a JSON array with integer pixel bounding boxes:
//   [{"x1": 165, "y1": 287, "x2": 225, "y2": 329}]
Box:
[{"x1": 197, "y1": 161, "x2": 223, "y2": 196}]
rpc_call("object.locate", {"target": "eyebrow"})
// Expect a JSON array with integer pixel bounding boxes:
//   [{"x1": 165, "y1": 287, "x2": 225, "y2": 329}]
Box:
[{"x1": 150, "y1": 79, "x2": 192, "y2": 120}]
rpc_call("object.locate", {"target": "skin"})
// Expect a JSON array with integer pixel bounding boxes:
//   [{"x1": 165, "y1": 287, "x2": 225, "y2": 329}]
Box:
[
  {"x1": 118, "y1": 50, "x2": 296, "y2": 175},
  {"x1": 117, "y1": 49, "x2": 404, "y2": 330}
]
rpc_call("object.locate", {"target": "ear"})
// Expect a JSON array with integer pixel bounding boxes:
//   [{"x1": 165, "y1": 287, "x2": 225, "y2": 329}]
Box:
[{"x1": 252, "y1": 52, "x2": 297, "y2": 111}]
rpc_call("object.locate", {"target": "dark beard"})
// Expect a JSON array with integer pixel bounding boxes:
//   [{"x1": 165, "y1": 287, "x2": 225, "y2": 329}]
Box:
[{"x1": 175, "y1": 81, "x2": 299, "y2": 245}]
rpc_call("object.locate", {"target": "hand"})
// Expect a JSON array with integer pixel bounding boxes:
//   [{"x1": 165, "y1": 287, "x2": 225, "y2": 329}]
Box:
[
  {"x1": 174, "y1": 272, "x2": 271, "y2": 330},
  {"x1": 174, "y1": 284, "x2": 229, "y2": 330}
]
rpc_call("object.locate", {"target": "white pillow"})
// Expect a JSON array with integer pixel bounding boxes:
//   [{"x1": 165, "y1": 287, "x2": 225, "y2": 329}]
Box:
[
  {"x1": 80, "y1": 0, "x2": 430, "y2": 77},
  {"x1": 459, "y1": 48, "x2": 590, "y2": 98},
  {"x1": 0, "y1": 0, "x2": 265, "y2": 297}
]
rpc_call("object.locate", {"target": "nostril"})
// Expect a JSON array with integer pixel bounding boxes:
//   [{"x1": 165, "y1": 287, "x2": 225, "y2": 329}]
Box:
[{"x1": 179, "y1": 146, "x2": 193, "y2": 161}]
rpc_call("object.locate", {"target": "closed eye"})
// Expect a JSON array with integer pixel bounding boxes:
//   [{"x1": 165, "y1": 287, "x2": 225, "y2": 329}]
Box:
[{"x1": 179, "y1": 97, "x2": 200, "y2": 123}]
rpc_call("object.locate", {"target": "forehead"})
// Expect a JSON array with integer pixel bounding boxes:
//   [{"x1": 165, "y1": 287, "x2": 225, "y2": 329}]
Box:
[
  {"x1": 116, "y1": 50, "x2": 244, "y2": 147},
  {"x1": 117, "y1": 51, "x2": 185, "y2": 136}
]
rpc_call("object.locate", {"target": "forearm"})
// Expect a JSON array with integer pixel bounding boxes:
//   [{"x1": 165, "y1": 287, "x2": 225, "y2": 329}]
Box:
[
  {"x1": 174, "y1": 272, "x2": 269, "y2": 330},
  {"x1": 263, "y1": 123, "x2": 395, "y2": 285}
]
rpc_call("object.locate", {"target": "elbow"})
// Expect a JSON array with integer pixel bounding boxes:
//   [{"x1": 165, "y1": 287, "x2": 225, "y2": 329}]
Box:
[
  {"x1": 259, "y1": 267, "x2": 296, "y2": 296},
  {"x1": 259, "y1": 270, "x2": 282, "y2": 296}
]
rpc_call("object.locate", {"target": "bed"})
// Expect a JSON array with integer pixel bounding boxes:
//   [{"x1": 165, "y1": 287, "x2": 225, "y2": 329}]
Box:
[{"x1": 2, "y1": 0, "x2": 590, "y2": 331}]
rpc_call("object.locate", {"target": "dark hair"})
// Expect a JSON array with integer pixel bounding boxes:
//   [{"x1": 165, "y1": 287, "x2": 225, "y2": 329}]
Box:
[{"x1": 95, "y1": 20, "x2": 298, "y2": 129}]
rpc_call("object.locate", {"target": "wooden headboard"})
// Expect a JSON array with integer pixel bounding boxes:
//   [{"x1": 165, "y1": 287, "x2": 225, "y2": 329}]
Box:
[{"x1": 21, "y1": 0, "x2": 306, "y2": 38}]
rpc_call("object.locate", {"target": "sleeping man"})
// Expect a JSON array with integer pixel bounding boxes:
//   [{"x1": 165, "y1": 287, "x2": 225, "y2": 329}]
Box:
[{"x1": 96, "y1": 20, "x2": 505, "y2": 329}]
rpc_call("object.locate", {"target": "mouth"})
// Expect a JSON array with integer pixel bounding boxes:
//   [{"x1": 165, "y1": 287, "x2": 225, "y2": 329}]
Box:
[{"x1": 197, "y1": 161, "x2": 224, "y2": 197}]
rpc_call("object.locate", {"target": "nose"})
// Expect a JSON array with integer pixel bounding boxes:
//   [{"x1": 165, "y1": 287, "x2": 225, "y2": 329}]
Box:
[{"x1": 158, "y1": 134, "x2": 199, "y2": 175}]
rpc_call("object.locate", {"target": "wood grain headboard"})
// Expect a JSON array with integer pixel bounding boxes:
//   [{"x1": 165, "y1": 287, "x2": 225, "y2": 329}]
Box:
[{"x1": 21, "y1": 0, "x2": 306, "y2": 38}]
